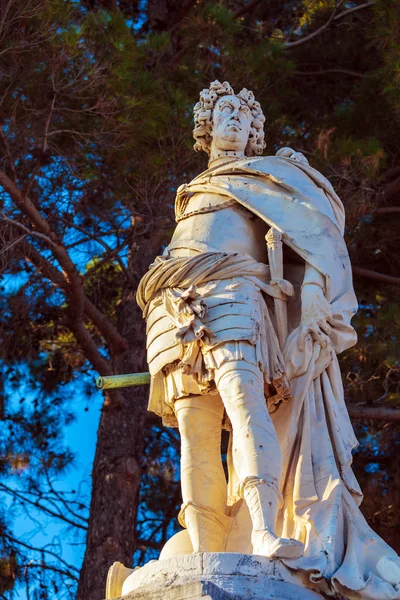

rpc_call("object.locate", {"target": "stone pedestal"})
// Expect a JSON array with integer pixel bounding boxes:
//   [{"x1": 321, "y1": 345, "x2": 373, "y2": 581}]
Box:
[{"x1": 113, "y1": 553, "x2": 329, "y2": 600}]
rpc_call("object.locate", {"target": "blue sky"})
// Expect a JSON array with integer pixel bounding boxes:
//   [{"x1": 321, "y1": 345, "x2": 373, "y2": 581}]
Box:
[{"x1": 3, "y1": 373, "x2": 103, "y2": 599}]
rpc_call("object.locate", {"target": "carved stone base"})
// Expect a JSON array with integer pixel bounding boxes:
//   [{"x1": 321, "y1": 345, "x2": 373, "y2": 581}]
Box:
[{"x1": 107, "y1": 553, "x2": 331, "y2": 600}]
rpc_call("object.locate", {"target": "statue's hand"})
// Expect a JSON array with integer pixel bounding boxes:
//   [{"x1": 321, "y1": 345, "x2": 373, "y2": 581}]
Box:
[
  {"x1": 298, "y1": 284, "x2": 334, "y2": 350},
  {"x1": 276, "y1": 147, "x2": 309, "y2": 165}
]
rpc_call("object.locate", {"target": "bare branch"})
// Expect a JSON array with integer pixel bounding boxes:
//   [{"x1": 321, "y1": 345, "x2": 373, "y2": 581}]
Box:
[
  {"x1": 24, "y1": 562, "x2": 79, "y2": 582},
  {"x1": 69, "y1": 317, "x2": 113, "y2": 375},
  {"x1": 383, "y1": 166, "x2": 400, "y2": 181},
  {"x1": 0, "y1": 233, "x2": 27, "y2": 256},
  {"x1": 20, "y1": 240, "x2": 128, "y2": 358},
  {"x1": 136, "y1": 538, "x2": 163, "y2": 550},
  {"x1": 347, "y1": 404, "x2": 400, "y2": 422},
  {"x1": 82, "y1": 241, "x2": 129, "y2": 281},
  {"x1": 333, "y1": 1, "x2": 376, "y2": 21},
  {"x1": 0, "y1": 482, "x2": 88, "y2": 531},
  {"x1": 59, "y1": 216, "x2": 132, "y2": 284},
  {"x1": 5, "y1": 236, "x2": 114, "y2": 374},
  {"x1": 45, "y1": 472, "x2": 89, "y2": 524},
  {"x1": 352, "y1": 266, "x2": 400, "y2": 286},
  {"x1": 384, "y1": 176, "x2": 400, "y2": 200},
  {"x1": 233, "y1": 0, "x2": 264, "y2": 20},
  {"x1": 1, "y1": 176, "x2": 128, "y2": 362},
  {"x1": 43, "y1": 94, "x2": 57, "y2": 155},
  {"x1": 82, "y1": 300, "x2": 128, "y2": 355},
  {"x1": 3, "y1": 533, "x2": 80, "y2": 575},
  {"x1": 0, "y1": 124, "x2": 16, "y2": 179},
  {"x1": 284, "y1": 1, "x2": 375, "y2": 49},
  {"x1": 374, "y1": 207, "x2": 400, "y2": 215},
  {"x1": 0, "y1": 213, "x2": 58, "y2": 248},
  {"x1": 0, "y1": 168, "x2": 85, "y2": 318},
  {"x1": 295, "y1": 68, "x2": 365, "y2": 78}
]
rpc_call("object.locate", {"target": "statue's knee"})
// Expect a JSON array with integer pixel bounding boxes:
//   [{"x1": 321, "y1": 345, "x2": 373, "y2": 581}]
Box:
[
  {"x1": 175, "y1": 405, "x2": 195, "y2": 435},
  {"x1": 175, "y1": 403, "x2": 222, "y2": 448},
  {"x1": 216, "y1": 363, "x2": 263, "y2": 404}
]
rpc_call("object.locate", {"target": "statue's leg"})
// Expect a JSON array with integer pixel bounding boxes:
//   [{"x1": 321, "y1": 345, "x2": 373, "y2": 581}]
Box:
[
  {"x1": 214, "y1": 359, "x2": 304, "y2": 559},
  {"x1": 175, "y1": 394, "x2": 232, "y2": 553}
]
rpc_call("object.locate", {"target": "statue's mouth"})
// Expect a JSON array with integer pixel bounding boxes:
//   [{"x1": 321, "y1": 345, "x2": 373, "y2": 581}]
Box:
[{"x1": 226, "y1": 122, "x2": 241, "y2": 131}]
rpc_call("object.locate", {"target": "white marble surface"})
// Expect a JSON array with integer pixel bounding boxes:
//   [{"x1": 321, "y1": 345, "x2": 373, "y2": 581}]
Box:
[
  {"x1": 131, "y1": 80, "x2": 400, "y2": 600},
  {"x1": 121, "y1": 552, "x2": 326, "y2": 599}
]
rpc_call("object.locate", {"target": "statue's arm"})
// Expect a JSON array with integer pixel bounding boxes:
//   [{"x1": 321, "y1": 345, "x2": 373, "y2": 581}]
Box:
[{"x1": 302, "y1": 262, "x2": 325, "y2": 291}]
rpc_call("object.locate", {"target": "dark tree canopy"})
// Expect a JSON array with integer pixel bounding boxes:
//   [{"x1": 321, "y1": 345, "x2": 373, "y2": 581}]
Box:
[{"x1": 0, "y1": 0, "x2": 400, "y2": 598}]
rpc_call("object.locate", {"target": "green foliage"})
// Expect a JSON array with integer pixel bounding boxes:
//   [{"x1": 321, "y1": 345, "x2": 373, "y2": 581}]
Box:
[
  {"x1": 370, "y1": 0, "x2": 400, "y2": 118},
  {"x1": 84, "y1": 259, "x2": 123, "y2": 317},
  {"x1": 206, "y1": 4, "x2": 238, "y2": 35}
]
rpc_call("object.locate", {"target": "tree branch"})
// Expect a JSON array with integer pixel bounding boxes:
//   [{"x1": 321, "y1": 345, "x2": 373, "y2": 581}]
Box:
[
  {"x1": 347, "y1": 404, "x2": 400, "y2": 422},
  {"x1": 0, "y1": 483, "x2": 88, "y2": 531},
  {"x1": 0, "y1": 170, "x2": 129, "y2": 356},
  {"x1": 352, "y1": 266, "x2": 400, "y2": 286},
  {"x1": 71, "y1": 318, "x2": 115, "y2": 376},
  {"x1": 24, "y1": 562, "x2": 79, "y2": 582},
  {"x1": 0, "y1": 168, "x2": 84, "y2": 319},
  {"x1": 233, "y1": 0, "x2": 264, "y2": 20},
  {"x1": 17, "y1": 242, "x2": 111, "y2": 373},
  {"x1": 295, "y1": 68, "x2": 365, "y2": 78},
  {"x1": 42, "y1": 92, "x2": 57, "y2": 156},
  {"x1": 333, "y1": 1, "x2": 376, "y2": 21},
  {"x1": 374, "y1": 207, "x2": 400, "y2": 215},
  {"x1": 3, "y1": 533, "x2": 80, "y2": 575},
  {"x1": 82, "y1": 241, "x2": 129, "y2": 281},
  {"x1": 384, "y1": 176, "x2": 400, "y2": 200},
  {"x1": 19, "y1": 239, "x2": 127, "y2": 363},
  {"x1": 0, "y1": 213, "x2": 59, "y2": 248},
  {"x1": 83, "y1": 300, "x2": 128, "y2": 355},
  {"x1": 136, "y1": 538, "x2": 163, "y2": 550},
  {"x1": 284, "y1": 1, "x2": 376, "y2": 49},
  {"x1": 170, "y1": 0, "x2": 266, "y2": 65},
  {"x1": 59, "y1": 216, "x2": 132, "y2": 284},
  {"x1": 44, "y1": 472, "x2": 89, "y2": 524},
  {"x1": 383, "y1": 166, "x2": 400, "y2": 181},
  {"x1": 0, "y1": 124, "x2": 16, "y2": 179}
]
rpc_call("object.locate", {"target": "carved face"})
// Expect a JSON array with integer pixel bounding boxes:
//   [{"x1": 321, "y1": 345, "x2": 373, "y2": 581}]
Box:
[{"x1": 211, "y1": 94, "x2": 252, "y2": 154}]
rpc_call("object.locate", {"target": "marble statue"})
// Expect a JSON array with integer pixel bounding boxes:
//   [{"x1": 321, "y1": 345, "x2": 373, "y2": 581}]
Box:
[{"x1": 109, "y1": 81, "x2": 400, "y2": 600}]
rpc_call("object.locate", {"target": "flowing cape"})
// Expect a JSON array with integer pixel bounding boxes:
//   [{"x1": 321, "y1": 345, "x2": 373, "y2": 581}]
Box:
[
  {"x1": 184, "y1": 155, "x2": 356, "y2": 312},
  {"x1": 180, "y1": 156, "x2": 400, "y2": 600}
]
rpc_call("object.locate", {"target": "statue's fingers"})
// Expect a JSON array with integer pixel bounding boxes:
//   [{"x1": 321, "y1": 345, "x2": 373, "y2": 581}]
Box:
[
  {"x1": 320, "y1": 331, "x2": 331, "y2": 349},
  {"x1": 318, "y1": 319, "x2": 332, "y2": 336},
  {"x1": 298, "y1": 328, "x2": 310, "y2": 351},
  {"x1": 310, "y1": 326, "x2": 328, "y2": 349}
]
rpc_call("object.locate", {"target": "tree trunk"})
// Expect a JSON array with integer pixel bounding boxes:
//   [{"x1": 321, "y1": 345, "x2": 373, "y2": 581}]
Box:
[{"x1": 77, "y1": 239, "x2": 158, "y2": 600}]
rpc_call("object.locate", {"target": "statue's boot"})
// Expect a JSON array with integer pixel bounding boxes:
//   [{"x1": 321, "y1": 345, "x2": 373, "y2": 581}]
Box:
[
  {"x1": 180, "y1": 501, "x2": 233, "y2": 553},
  {"x1": 242, "y1": 477, "x2": 304, "y2": 559}
]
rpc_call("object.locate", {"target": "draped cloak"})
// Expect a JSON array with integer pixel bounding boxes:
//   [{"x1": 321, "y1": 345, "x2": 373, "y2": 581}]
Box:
[{"x1": 141, "y1": 155, "x2": 400, "y2": 600}]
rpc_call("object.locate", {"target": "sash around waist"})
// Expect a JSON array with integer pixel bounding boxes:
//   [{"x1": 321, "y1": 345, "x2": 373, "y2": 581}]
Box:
[{"x1": 137, "y1": 251, "x2": 288, "y2": 317}]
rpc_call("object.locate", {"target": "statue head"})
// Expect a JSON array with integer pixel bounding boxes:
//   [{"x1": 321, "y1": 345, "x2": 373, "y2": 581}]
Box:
[{"x1": 193, "y1": 80, "x2": 266, "y2": 159}]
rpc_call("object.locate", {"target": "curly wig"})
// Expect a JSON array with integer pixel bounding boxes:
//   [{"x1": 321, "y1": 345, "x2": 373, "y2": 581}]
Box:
[{"x1": 193, "y1": 80, "x2": 266, "y2": 157}]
